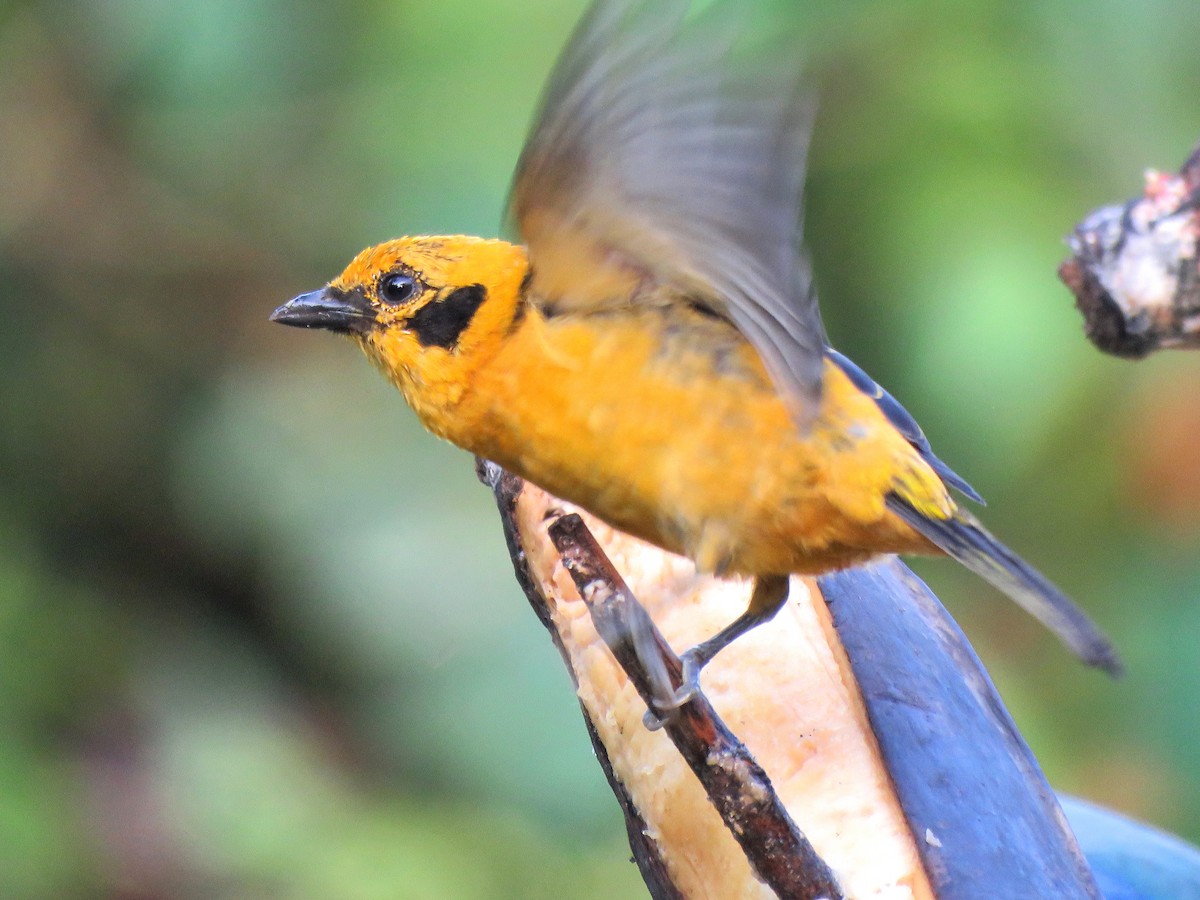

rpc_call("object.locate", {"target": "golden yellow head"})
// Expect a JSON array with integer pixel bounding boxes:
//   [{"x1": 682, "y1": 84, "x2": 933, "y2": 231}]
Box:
[{"x1": 271, "y1": 235, "x2": 529, "y2": 411}]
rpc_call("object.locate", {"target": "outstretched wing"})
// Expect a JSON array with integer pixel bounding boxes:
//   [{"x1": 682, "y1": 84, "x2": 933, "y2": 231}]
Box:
[{"x1": 509, "y1": 0, "x2": 826, "y2": 412}]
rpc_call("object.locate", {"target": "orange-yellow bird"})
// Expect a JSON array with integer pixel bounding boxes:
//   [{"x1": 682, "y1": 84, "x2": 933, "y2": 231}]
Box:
[{"x1": 271, "y1": 0, "x2": 1119, "y2": 704}]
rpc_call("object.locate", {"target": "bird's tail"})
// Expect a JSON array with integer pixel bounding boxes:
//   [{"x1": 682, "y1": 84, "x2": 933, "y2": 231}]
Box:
[{"x1": 886, "y1": 495, "x2": 1122, "y2": 676}]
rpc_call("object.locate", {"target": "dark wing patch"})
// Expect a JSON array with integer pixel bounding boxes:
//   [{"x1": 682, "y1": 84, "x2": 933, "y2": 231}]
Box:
[
  {"x1": 826, "y1": 347, "x2": 984, "y2": 504},
  {"x1": 408, "y1": 284, "x2": 487, "y2": 349}
]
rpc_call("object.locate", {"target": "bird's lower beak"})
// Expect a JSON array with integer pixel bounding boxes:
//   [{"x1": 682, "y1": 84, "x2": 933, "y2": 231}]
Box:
[{"x1": 269, "y1": 287, "x2": 375, "y2": 336}]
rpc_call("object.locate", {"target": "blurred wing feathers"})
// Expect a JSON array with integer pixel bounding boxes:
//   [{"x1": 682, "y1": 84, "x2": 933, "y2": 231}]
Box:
[{"x1": 510, "y1": 0, "x2": 826, "y2": 408}]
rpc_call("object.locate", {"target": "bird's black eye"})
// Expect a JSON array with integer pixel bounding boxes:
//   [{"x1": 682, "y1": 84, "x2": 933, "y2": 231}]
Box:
[{"x1": 379, "y1": 272, "x2": 418, "y2": 305}]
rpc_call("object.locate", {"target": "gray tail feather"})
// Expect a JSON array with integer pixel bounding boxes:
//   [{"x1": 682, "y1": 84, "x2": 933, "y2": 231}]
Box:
[{"x1": 886, "y1": 495, "x2": 1122, "y2": 676}]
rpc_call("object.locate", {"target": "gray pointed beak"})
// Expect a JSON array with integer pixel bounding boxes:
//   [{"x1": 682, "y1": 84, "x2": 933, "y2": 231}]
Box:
[{"x1": 270, "y1": 287, "x2": 375, "y2": 336}]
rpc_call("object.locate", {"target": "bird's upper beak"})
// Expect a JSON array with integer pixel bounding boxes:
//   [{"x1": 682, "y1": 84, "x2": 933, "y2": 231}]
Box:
[{"x1": 269, "y1": 287, "x2": 375, "y2": 336}]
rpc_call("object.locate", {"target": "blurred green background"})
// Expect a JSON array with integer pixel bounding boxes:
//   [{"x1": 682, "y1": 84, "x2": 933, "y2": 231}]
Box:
[{"x1": 3, "y1": 0, "x2": 1200, "y2": 896}]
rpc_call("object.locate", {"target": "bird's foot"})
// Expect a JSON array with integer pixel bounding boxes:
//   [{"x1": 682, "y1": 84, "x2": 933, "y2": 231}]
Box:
[{"x1": 641, "y1": 649, "x2": 705, "y2": 731}]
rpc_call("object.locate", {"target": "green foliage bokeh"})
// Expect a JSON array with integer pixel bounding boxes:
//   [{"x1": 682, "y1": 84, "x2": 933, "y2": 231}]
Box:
[{"x1": 2, "y1": 0, "x2": 1199, "y2": 895}]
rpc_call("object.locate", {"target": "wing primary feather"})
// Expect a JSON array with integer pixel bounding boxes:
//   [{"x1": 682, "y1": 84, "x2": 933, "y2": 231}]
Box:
[{"x1": 885, "y1": 496, "x2": 1121, "y2": 676}]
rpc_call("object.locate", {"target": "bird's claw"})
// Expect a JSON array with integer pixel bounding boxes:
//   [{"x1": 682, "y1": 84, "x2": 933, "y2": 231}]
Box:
[{"x1": 641, "y1": 650, "x2": 705, "y2": 731}]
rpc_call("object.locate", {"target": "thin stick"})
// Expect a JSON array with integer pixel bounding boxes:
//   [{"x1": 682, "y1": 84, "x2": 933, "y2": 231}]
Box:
[{"x1": 549, "y1": 513, "x2": 844, "y2": 900}]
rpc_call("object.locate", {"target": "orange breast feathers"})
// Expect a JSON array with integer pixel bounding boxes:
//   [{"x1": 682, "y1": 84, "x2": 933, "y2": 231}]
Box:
[{"x1": 438, "y1": 296, "x2": 954, "y2": 577}]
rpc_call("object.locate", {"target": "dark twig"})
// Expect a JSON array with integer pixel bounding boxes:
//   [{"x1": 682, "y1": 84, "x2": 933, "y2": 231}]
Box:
[{"x1": 548, "y1": 513, "x2": 844, "y2": 900}]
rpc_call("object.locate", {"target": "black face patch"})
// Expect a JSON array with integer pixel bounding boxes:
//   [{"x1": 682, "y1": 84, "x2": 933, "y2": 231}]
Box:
[{"x1": 407, "y1": 284, "x2": 487, "y2": 349}]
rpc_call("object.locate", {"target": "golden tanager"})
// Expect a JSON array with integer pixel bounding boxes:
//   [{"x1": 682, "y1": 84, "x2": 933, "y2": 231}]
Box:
[{"x1": 271, "y1": 0, "x2": 1120, "y2": 710}]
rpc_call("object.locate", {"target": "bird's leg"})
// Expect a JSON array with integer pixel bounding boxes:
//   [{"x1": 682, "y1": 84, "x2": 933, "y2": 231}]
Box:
[
  {"x1": 678, "y1": 574, "x2": 791, "y2": 700},
  {"x1": 644, "y1": 574, "x2": 790, "y2": 730}
]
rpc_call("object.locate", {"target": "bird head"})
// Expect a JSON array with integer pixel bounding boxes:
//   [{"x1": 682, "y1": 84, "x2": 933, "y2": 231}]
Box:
[{"x1": 271, "y1": 235, "x2": 529, "y2": 413}]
